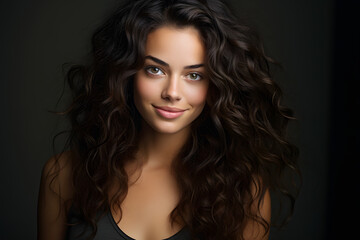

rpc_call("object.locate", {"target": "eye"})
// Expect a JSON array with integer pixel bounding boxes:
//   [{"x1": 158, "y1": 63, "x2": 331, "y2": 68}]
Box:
[
  {"x1": 145, "y1": 66, "x2": 164, "y2": 76},
  {"x1": 186, "y1": 73, "x2": 202, "y2": 81}
]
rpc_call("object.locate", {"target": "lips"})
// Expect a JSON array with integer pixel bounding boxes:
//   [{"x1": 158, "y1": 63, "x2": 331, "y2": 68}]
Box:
[{"x1": 153, "y1": 105, "x2": 187, "y2": 119}]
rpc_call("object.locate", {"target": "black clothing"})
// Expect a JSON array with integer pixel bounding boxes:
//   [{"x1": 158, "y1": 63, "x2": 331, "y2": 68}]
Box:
[{"x1": 66, "y1": 206, "x2": 191, "y2": 240}]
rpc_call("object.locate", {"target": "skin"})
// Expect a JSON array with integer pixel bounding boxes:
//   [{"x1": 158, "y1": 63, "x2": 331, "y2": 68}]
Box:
[
  {"x1": 112, "y1": 26, "x2": 209, "y2": 240},
  {"x1": 37, "y1": 152, "x2": 74, "y2": 240},
  {"x1": 133, "y1": 26, "x2": 209, "y2": 137},
  {"x1": 37, "y1": 25, "x2": 271, "y2": 240}
]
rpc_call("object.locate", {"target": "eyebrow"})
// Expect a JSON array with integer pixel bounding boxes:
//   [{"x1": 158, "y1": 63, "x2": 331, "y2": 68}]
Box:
[{"x1": 144, "y1": 55, "x2": 204, "y2": 69}]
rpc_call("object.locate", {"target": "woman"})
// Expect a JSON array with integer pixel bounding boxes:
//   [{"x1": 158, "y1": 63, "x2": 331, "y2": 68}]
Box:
[{"x1": 37, "y1": 0, "x2": 299, "y2": 239}]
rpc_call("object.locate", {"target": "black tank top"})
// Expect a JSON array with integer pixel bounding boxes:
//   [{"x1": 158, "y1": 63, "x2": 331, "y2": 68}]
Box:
[{"x1": 66, "y1": 206, "x2": 192, "y2": 240}]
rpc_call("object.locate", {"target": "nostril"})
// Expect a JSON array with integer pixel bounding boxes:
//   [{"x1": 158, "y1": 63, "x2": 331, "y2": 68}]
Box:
[{"x1": 161, "y1": 91, "x2": 181, "y2": 101}]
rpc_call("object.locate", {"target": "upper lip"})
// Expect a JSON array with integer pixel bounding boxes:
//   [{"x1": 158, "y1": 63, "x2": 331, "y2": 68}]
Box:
[{"x1": 153, "y1": 105, "x2": 186, "y2": 112}]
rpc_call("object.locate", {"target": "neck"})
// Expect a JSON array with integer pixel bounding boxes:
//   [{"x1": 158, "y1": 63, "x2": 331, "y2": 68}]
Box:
[{"x1": 135, "y1": 121, "x2": 190, "y2": 170}]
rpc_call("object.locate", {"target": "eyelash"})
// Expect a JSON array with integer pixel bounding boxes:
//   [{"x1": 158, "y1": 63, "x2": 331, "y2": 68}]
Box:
[
  {"x1": 144, "y1": 66, "x2": 203, "y2": 81},
  {"x1": 145, "y1": 66, "x2": 164, "y2": 76},
  {"x1": 186, "y1": 72, "x2": 203, "y2": 81}
]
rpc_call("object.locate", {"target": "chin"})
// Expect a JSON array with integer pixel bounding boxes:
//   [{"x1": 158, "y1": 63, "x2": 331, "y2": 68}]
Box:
[
  {"x1": 154, "y1": 126, "x2": 186, "y2": 135},
  {"x1": 147, "y1": 121, "x2": 190, "y2": 135}
]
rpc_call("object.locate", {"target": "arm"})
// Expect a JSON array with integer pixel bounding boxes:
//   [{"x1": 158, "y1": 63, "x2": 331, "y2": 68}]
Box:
[{"x1": 37, "y1": 153, "x2": 74, "y2": 240}]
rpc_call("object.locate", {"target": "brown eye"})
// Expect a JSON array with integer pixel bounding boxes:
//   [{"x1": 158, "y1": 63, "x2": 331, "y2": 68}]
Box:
[
  {"x1": 146, "y1": 66, "x2": 164, "y2": 75},
  {"x1": 186, "y1": 73, "x2": 202, "y2": 81}
]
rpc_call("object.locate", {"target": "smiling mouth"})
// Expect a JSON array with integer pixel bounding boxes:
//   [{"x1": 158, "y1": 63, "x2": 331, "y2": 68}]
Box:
[{"x1": 153, "y1": 105, "x2": 186, "y2": 119}]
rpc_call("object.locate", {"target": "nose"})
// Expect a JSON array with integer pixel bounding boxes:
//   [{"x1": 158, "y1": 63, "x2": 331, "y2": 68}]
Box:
[{"x1": 161, "y1": 74, "x2": 182, "y2": 101}]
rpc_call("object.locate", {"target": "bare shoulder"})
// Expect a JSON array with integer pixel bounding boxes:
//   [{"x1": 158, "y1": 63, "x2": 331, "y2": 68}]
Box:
[
  {"x1": 242, "y1": 176, "x2": 271, "y2": 240},
  {"x1": 37, "y1": 151, "x2": 75, "y2": 240},
  {"x1": 41, "y1": 151, "x2": 75, "y2": 201}
]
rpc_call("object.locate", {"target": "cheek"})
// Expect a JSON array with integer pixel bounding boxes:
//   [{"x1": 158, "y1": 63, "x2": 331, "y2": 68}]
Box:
[
  {"x1": 184, "y1": 84, "x2": 208, "y2": 106},
  {"x1": 134, "y1": 75, "x2": 159, "y2": 102}
]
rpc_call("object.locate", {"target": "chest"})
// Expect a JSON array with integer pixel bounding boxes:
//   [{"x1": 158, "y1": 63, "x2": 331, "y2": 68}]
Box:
[{"x1": 111, "y1": 167, "x2": 184, "y2": 240}]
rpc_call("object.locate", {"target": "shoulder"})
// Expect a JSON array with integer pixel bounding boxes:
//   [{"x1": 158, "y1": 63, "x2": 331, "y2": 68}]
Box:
[
  {"x1": 38, "y1": 151, "x2": 75, "y2": 240},
  {"x1": 249, "y1": 175, "x2": 271, "y2": 220},
  {"x1": 242, "y1": 176, "x2": 271, "y2": 239},
  {"x1": 40, "y1": 151, "x2": 75, "y2": 202}
]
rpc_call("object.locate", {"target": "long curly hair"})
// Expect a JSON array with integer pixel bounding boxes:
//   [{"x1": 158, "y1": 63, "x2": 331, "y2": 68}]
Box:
[{"x1": 51, "y1": 0, "x2": 300, "y2": 239}]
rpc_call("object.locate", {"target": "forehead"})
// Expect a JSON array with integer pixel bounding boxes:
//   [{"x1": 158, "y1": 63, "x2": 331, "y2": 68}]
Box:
[{"x1": 145, "y1": 26, "x2": 205, "y2": 66}]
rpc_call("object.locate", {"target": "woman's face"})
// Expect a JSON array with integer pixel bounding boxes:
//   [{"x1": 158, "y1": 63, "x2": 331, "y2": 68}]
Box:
[{"x1": 134, "y1": 26, "x2": 209, "y2": 135}]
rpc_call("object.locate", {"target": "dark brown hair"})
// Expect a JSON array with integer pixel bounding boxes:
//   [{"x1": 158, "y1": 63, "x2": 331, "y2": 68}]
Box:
[{"x1": 51, "y1": 0, "x2": 300, "y2": 239}]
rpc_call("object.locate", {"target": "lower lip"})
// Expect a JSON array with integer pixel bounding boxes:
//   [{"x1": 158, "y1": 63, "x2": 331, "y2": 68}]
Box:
[{"x1": 154, "y1": 108, "x2": 185, "y2": 119}]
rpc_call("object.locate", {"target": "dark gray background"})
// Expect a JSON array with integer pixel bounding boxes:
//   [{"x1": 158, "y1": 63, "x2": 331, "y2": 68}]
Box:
[{"x1": 1, "y1": 0, "x2": 358, "y2": 239}]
